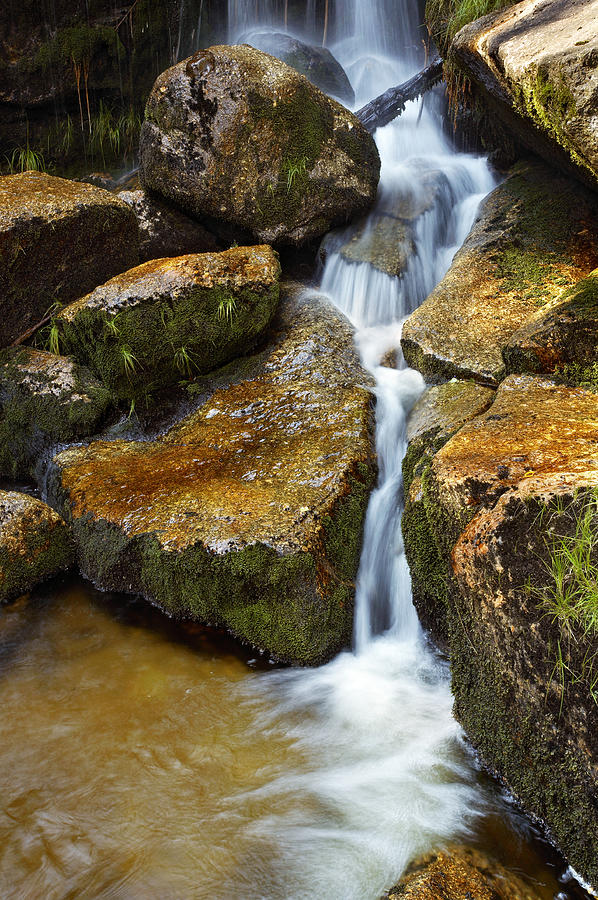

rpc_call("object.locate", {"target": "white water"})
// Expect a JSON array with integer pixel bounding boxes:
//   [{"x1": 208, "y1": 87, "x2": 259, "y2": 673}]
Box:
[{"x1": 220, "y1": 2, "x2": 499, "y2": 897}]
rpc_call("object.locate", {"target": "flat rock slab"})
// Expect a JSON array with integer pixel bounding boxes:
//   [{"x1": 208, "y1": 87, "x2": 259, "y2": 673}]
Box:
[
  {"x1": 401, "y1": 161, "x2": 598, "y2": 384},
  {"x1": 0, "y1": 491, "x2": 74, "y2": 603},
  {"x1": 57, "y1": 245, "x2": 281, "y2": 402},
  {"x1": 452, "y1": 0, "x2": 598, "y2": 190},
  {"x1": 139, "y1": 44, "x2": 380, "y2": 246},
  {"x1": 50, "y1": 289, "x2": 376, "y2": 665},
  {"x1": 0, "y1": 172, "x2": 139, "y2": 347},
  {"x1": 0, "y1": 348, "x2": 112, "y2": 479}
]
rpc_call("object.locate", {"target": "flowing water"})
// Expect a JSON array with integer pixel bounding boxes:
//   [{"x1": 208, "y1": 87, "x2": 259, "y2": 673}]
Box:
[{"x1": 0, "y1": 2, "x2": 593, "y2": 899}]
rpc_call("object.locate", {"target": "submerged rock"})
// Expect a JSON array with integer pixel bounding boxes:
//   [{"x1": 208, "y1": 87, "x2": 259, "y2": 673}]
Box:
[
  {"x1": 241, "y1": 31, "x2": 355, "y2": 105},
  {"x1": 139, "y1": 44, "x2": 380, "y2": 246},
  {"x1": 504, "y1": 268, "x2": 598, "y2": 381},
  {"x1": 57, "y1": 245, "x2": 281, "y2": 402},
  {"x1": 0, "y1": 172, "x2": 139, "y2": 348},
  {"x1": 0, "y1": 348, "x2": 112, "y2": 479},
  {"x1": 451, "y1": 0, "x2": 598, "y2": 190},
  {"x1": 384, "y1": 846, "x2": 543, "y2": 899},
  {"x1": 408, "y1": 374, "x2": 598, "y2": 885},
  {"x1": 0, "y1": 491, "x2": 74, "y2": 603},
  {"x1": 117, "y1": 188, "x2": 220, "y2": 262},
  {"x1": 49, "y1": 288, "x2": 376, "y2": 665},
  {"x1": 401, "y1": 161, "x2": 598, "y2": 384}
]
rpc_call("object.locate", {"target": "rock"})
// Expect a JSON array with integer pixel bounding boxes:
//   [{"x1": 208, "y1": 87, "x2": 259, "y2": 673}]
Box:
[
  {"x1": 241, "y1": 31, "x2": 355, "y2": 105},
  {"x1": 401, "y1": 380, "x2": 495, "y2": 643},
  {"x1": 117, "y1": 188, "x2": 220, "y2": 262},
  {"x1": 0, "y1": 348, "x2": 112, "y2": 480},
  {"x1": 411, "y1": 374, "x2": 598, "y2": 885},
  {"x1": 0, "y1": 172, "x2": 139, "y2": 347},
  {"x1": 0, "y1": 491, "x2": 74, "y2": 603},
  {"x1": 383, "y1": 846, "x2": 543, "y2": 899},
  {"x1": 451, "y1": 0, "x2": 598, "y2": 191},
  {"x1": 139, "y1": 44, "x2": 380, "y2": 247},
  {"x1": 56, "y1": 245, "x2": 281, "y2": 402},
  {"x1": 504, "y1": 268, "x2": 598, "y2": 381},
  {"x1": 49, "y1": 287, "x2": 376, "y2": 665},
  {"x1": 401, "y1": 161, "x2": 598, "y2": 385}
]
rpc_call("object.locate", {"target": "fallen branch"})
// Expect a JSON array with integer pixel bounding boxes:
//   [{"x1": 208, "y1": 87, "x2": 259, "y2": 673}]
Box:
[
  {"x1": 10, "y1": 312, "x2": 53, "y2": 348},
  {"x1": 355, "y1": 58, "x2": 443, "y2": 133}
]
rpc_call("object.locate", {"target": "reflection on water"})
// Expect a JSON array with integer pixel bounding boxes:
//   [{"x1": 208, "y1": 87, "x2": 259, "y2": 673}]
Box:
[{"x1": 0, "y1": 578, "x2": 587, "y2": 899}]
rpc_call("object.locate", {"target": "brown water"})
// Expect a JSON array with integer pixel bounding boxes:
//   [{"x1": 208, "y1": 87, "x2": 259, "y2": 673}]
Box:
[{"x1": 0, "y1": 576, "x2": 590, "y2": 900}]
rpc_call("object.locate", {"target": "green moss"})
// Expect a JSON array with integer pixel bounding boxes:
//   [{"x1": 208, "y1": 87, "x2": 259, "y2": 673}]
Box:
[
  {"x1": 556, "y1": 361, "x2": 598, "y2": 391},
  {"x1": 34, "y1": 24, "x2": 123, "y2": 71},
  {"x1": 0, "y1": 506, "x2": 74, "y2": 603},
  {"x1": 425, "y1": 0, "x2": 517, "y2": 57}
]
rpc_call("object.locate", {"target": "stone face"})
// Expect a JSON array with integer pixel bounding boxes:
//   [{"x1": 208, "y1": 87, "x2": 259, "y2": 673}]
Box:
[
  {"x1": 401, "y1": 380, "x2": 495, "y2": 643},
  {"x1": 139, "y1": 44, "x2": 380, "y2": 247},
  {"x1": 0, "y1": 348, "x2": 112, "y2": 479},
  {"x1": 384, "y1": 846, "x2": 543, "y2": 900},
  {"x1": 49, "y1": 288, "x2": 376, "y2": 665},
  {"x1": 0, "y1": 491, "x2": 74, "y2": 603},
  {"x1": 451, "y1": 0, "x2": 598, "y2": 190},
  {"x1": 241, "y1": 31, "x2": 355, "y2": 105},
  {"x1": 504, "y1": 268, "x2": 598, "y2": 380},
  {"x1": 409, "y1": 375, "x2": 598, "y2": 885},
  {"x1": 57, "y1": 245, "x2": 281, "y2": 402},
  {"x1": 401, "y1": 161, "x2": 598, "y2": 384},
  {"x1": 0, "y1": 172, "x2": 139, "y2": 347},
  {"x1": 117, "y1": 188, "x2": 220, "y2": 262}
]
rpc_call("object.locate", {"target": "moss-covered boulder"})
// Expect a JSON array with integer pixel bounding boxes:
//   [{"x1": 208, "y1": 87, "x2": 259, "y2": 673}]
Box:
[
  {"x1": 0, "y1": 347, "x2": 112, "y2": 479},
  {"x1": 401, "y1": 161, "x2": 598, "y2": 384},
  {"x1": 117, "y1": 188, "x2": 220, "y2": 262},
  {"x1": 0, "y1": 172, "x2": 139, "y2": 347},
  {"x1": 0, "y1": 491, "x2": 74, "y2": 603},
  {"x1": 409, "y1": 374, "x2": 598, "y2": 886},
  {"x1": 56, "y1": 245, "x2": 281, "y2": 402},
  {"x1": 383, "y1": 846, "x2": 543, "y2": 900},
  {"x1": 139, "y1": 44, "x2": 380, "y2": 247},
  {"x1": 49, "y1": 288, "x2": 376, "y2": 665},
  {"x1": 504, "y1": 268, "x2": 598, "y2": 382},
  {"x1": 401, "y1": 380, "x2": 495, "y2": 643},
  {"x1": 241, "y1": 31, "x2": 355, "y2": 105},
  {"x1": 451, "y1": 0, "x2": 598, "y2": 191}
]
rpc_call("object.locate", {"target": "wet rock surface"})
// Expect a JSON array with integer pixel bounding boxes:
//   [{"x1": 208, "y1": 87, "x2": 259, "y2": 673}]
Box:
[
  {"x1": 407, "y1": 374, "x2": 598, "y2": 885},
  {"x1": 49, "y1": 287, "x2": 376, "y2": 665},
  {"x1": 0, "y1": 172, "x2": 139, "y2": 347},
  {"x1": 383, "y1": 846, "x2": 544, "y2": 899},
  {"x1": 139, "y1": 44, "x2": 380, "y2": 246},
  {"x1": 0, "y1": 348, "x2": 112, "y2": 479},
  {"x1": 401, "y1": 161, "x2": 598, "y2": 385},
  {"x1": 452, "y1": 0, "x2": 598, "y2": 190},
  {"x1": 57, "y1": 245, "x2": 281, "y2": 402},
  {"x1": 241, "y1": 31, "x2": 355, "y2": 105},
  {"x1": 117, "y1": 188, "x2": 220, "y2": 262},
  {"x1": 0, "y1": 491, "x2": 74, "y2": 603}
]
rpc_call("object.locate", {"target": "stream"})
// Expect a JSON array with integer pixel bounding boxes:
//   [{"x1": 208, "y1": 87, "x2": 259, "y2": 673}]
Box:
[{"x1": 0, "y1": 1, "x2": 592, "y2": 898}]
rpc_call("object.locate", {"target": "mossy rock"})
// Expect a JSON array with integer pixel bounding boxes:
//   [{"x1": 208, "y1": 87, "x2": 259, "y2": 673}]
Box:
[
  {"x1": 49, "y1": 289, "x2": 376, "y2": 665},
  {"x1": 56, "y1": 245, "x2": 281, "y2": 403},
  {"x1": 0, "y1": 347, "x2": 112, "y2": 480},
  {"x1": 139, "y1": 44, "x2": 380, "y2": 246},
  {"x1": 0, "y1": 172, "x2": 139, "y2": 347},
  {"x1": 401, "y1": 161, "x2": 598, "y2": 385},
  {"x1": 0, "y1": 490, "x2": 74, "y2": 603}
]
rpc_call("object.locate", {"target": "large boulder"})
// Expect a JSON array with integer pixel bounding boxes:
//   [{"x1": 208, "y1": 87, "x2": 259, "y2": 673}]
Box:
[
  {"x1": 56, "y1": 245, "x2": 281, "y2": 402},
  {"x1": 0, "y1": 491, "x2": 74, "y2": 603},
  {"x1": 401, "y1": 161, "x2": 598, "y2": 385},
  {"x1": 0, "y1": 172, "x2": 139, "y2": 347},
  {"x1": 0, "y1": 348, "x2": 112, "y2": 479},
  {"x1": 241, "y1": 31, "x2": 355, "y2": 105},
  {"x1": 407, "y1": 374, "x2": 598, "y2": 886},
  {"x1": 48, "y1": 287, "x2": 376, "y2": 665},
  {"x1": 451, "y1": 0, "x2": 598, "y2": 191},
  {"x1": 139, "y1": 44, "x2": 380, "y2": 247}
]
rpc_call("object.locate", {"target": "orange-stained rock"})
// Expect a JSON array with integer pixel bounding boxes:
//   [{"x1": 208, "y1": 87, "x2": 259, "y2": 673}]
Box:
[
  {"x1": 0, "y1": 172, "x2": 139, "y2": 347},
  {"x1": 49, "y1": 287, "x2": 376, "y2": 665}
]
